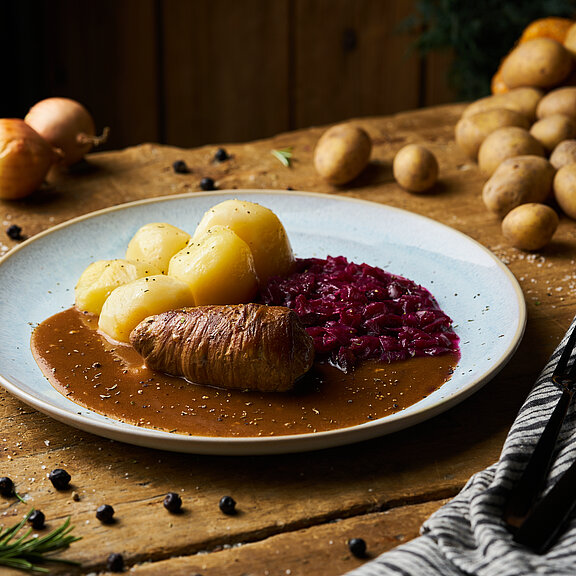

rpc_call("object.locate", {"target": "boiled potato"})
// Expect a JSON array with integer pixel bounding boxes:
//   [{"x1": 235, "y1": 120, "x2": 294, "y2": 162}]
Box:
[
  {"x1": 553, "y1": 163, "x2": 576, "y2": 219},
  {"x1": 502, "y1": 203, "x2": 559, "y2": 250},
  {"x1": 192, "y1": 199, "x2": 294, "y2": 283},
  {"x1": 550, "y1": 139, "x2": 576, "y2": 169},
  {"x1": 462, "y1": 87, "x2": 543, "y2": 121},
  {"x1": 482, "y1": 155, "x2": 555, "y2": 217},
  {"x1": 454, "y1": 108, "x2": 530, "y2": 160},
  {"x1": 393, "y1": 144, "x2": 438, "y2": 193},
  {"x1": 530, "y1": 114, "x2": 576, "y2": 154},
  {"x1": 313, "y1": 123, "x2": 372, "y2": 185},
  {"x1": 169, "y1": 225, "x2": 258, "y2": 305},
  {"x1": 501, "y1": 38, "x2": 572, "y2": 89},
  {"x1": 478, "y1": 127, "x2": 544, "y2": 177},
  {"x1": 536, "y1": 87, "x2": 576, "y2": 120},
  {"x1": 75, "y1": 258, "x2": 161, "y2": 315},
  {"x1": 125, "y1": 222, "x2": 191, "y2": 274},
  {"x1": 98, "y1": 275, "x2": 195, "y2": 343}
]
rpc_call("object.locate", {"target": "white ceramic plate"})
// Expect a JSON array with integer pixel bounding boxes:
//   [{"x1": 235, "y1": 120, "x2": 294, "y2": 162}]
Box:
[{"x1": 0, "y1": 191, "x2": 526, "y2": 455}]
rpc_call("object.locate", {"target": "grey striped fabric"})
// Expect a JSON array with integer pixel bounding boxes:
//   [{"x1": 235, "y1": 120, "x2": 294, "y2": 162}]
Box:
[{"x1": 345, "y1": 320, "x2": 576, "y2": 576}]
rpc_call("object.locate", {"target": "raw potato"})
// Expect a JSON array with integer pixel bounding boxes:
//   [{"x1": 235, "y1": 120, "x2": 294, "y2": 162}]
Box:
[
  {"x1": 500, "y1": 37, "x2": 572, "y2": 89},
  {"x1": 477, "y1": 126, "x2": 545, "y2": 176},
  {"x1": 169, "y1": 225, "x2": 258, "y2": 305},
  {"x1": 536, "y1": 87, "x2": 576, "y2": 120},
  {"x1": 553, "y1": 163, "x2": 576, "y2": 219},
  {"x1": 125, "y1": 222, "x2": 191, "y2": 274},
  {"x1": 502, "y1": 203, "x2": 559, "y2": 250},
  {"x1": 482, "y1": 155, "x2": 555, "y2": 217},
  {"x1": 454, "y1": 108, "x2": 530, "y2": 159},
  {"x1": 130, "y1": 304, "x2": 315, "y2": 392},
  {"x1": 75, "y1": 258, "x2": 161, "y2": 315},
  {"x1": 313, "y1": 123, "x2": 372, "y2": 185},
  {"x1": 563, "y1": 22, "x2": 576, "y2": 57},
  {"x1": 192, "y1": 199, "x2": 294, "y2": 283},
  {"x1": 98, "y1": 274, "x2": 195, "y2": 343},
  {"x1": 550, "y1": 139, "x2": 576, "y2": 169},
  {"x1": 393, "y1": 144, "x2": 438, "y2": 193},
  {"x1": 462, "y1": 87, "x2": 543, "y2": 121},
  {"x1": 529, "y1": 114, "x2": 576, "y2": 153}
]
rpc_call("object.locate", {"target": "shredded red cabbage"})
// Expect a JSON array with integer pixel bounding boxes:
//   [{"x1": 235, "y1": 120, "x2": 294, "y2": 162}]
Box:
[{"x1": 258, "y1": 256, "x2": 460, "y2": 372}]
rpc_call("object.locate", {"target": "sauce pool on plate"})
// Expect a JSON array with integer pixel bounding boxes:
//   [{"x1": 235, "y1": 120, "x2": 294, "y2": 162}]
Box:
[{"x1": 31, "y1": 308, "x2": 459, "y2": 438}]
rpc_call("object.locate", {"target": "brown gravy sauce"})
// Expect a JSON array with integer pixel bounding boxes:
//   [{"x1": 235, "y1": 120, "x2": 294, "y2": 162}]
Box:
[{"x1": 30, "y1": 307, "x2": 459, "y2": 438}]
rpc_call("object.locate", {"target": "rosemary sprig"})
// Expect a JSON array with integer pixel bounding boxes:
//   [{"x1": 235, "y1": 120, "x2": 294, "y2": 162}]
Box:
[
  {"x1": 0, "y1": 510, "x2": 81, "y2": 573},
  {"x1": 271, "y1": 147, "x2": 293, "y2": 168}
]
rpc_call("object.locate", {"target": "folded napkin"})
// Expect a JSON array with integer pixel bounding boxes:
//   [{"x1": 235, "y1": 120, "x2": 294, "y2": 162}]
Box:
[{"x1": 344, "y1": 317, "x2": 576, "y2": 576}]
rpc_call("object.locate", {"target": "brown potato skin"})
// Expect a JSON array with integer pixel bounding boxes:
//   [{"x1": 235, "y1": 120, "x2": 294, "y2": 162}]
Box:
[
  {"x1": 455, "y1": 108, "x2": 531, "y2": 160},
  {"x1": 393, "y1": 144, "x2": 438, "y2": 193},
  {"x1": 536, "y1": 86, "x2": 576, "y2": 120},
  {"x1": 502, "y1": 203, "x2": 559, "y2": 250},
  {"x1": 314, "y1": 124, "x2": 372, "y2": 185},
  {"x1": 482, "y1": 155, "x2": 555, "y2": 217},
  {"x1": 462, "y1": 87, "x2": 543, "y2": 121},
  {"x1": 130, "y1": 303, "x2": 315, "y2": 392},
  {"x1": 550, "y1": 139, "x2": 576, "y2": 169},
  {"x1": 477, "y1": 126, "x2": 545, "y2": 177},
  {"x1": 553, "y1": 163, "x2": 576, "y2": 219},
  {"x1": 501, "y1": 38, "x2": 572, "y2": 89},
  {"x1": 529, "y1": 114, "x2": 576, "y2": 153}
]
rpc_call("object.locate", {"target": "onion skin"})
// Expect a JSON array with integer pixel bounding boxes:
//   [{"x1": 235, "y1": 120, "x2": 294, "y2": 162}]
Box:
[
  {"x1": 0, "y1": 119, "x2": 59, "y2": 200},
  {"x1": 25, "y1": 97, "x2": 108, "y2": 167}
]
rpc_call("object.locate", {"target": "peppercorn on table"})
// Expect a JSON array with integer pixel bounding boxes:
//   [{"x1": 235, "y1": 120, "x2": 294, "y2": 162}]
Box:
[{"x1": 0, "y1": 103, "x2": 573, "y2": 575}]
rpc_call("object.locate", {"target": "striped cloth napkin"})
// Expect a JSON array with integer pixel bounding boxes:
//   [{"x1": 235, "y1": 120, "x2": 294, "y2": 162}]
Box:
[{"x1": 344, "y1": 318, "x2": 576, "y2": 576}]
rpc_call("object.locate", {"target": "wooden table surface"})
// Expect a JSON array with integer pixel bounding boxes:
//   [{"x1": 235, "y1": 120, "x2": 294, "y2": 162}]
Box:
[{"x1": 1, "y1": 103, "x2": 574, "y2": 575}]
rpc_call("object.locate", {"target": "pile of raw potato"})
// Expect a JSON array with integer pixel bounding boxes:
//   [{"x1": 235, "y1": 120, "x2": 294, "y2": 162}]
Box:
[{"x1": 455, "y1": 16, "x2": 576, "y2": 251}]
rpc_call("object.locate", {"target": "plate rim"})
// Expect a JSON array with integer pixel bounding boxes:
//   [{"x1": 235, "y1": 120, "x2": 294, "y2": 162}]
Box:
[{"x1": 0, "y1": 189, "x2": 527, "y2": 455}]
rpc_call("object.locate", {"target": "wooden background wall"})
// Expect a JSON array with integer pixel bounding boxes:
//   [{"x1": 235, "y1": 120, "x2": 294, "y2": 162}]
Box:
[{"x1": 3, "y1": 0, "x2": 456, "y2": 151}]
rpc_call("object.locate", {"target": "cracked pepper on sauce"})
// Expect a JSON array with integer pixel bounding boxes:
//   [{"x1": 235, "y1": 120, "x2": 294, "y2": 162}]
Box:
[{"x1": 30, "y1": 308, "x2": 459, "y2": 438}]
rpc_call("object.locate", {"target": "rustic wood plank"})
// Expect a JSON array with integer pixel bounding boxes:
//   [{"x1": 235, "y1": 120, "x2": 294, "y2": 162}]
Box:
[
  {"x1": 162, "y1": 0, "x2": 291, "y2": 147},
  {"x1": 35, "y1": 0, "x2": 159, "y2": 151},
  {"x1": 293, "y1": 0, "x2": 421, "y2": 129},
  {"x1": 2, "y1": 104, "x2": 574, "y2": 573}
]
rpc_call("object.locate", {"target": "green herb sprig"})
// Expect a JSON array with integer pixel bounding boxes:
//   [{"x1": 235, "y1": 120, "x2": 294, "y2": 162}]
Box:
[
  {"x1": 0, "y1": 510, "x2": 81, "y2": 573},
  {"x1": 271, "y1": 147, "x2": 293, "y2": 168}
]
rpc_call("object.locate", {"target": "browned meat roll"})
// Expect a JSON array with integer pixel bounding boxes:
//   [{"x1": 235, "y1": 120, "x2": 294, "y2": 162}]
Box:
[{"x1": 130, "y1": 303, "x2": 315, "y2": 392}]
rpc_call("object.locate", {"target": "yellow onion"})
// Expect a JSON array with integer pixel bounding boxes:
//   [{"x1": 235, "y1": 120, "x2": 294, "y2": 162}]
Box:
[
  {"x1": 25, "y1": 97, "x2": 108, "y2": 167},
  {"x1": 0, "y1": 119, "x2": 60, "y2": 200}
]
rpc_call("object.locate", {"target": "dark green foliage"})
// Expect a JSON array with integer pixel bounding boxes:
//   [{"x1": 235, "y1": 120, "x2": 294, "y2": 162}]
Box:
[{"x1": 405, "y1": 0, "x2": 576, "y2": 100}]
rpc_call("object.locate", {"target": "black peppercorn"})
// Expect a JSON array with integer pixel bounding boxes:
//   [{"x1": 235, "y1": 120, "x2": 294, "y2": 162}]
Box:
[
  {"x1": 200, "y1": 177, "x2": 216, "y2": 191},
  {"x1": 214, "y1": 147, "x2": 230, "y2": 162},
  {"x1": 96, "y1": 504, "x2": 115, "y2": 524},
  {"x1": 172, "y1": 160, "x2": 190, "y2": 174},
  {"x1": 48, "y1": 468, "x2": 71, "y2": 490},
  {"x1": 6, "y1": 224, "x2": 24, "y2": 241},
  {"x1": 348, "y1": 537, "x2": 367, "y2": 558},
  {"x1": 218, "y1": 495, "x2": 237, "y2": 515},
  {"x1": 28, "y1": 509, "x2": 46, "y2": 530},
  {"x1": 0, "y1": 477, "x2": 14, "y2": 498},
  {"x1": 107, "y1": 552, "x2": 125, "y2": 572},
  {"x1": 163, "y1": 492, "x2": 182, "y2": 513}
]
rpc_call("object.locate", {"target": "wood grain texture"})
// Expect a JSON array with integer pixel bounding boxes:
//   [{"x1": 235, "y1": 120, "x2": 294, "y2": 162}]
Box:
[{"x1": 1, "y1": 103, "x2": 573, "y2": 574}]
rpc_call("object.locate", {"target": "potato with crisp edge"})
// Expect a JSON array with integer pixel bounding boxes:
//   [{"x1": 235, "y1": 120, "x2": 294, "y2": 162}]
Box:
[{"x1": 502, "y1": 203, "x2": 559, "y2": 250}]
